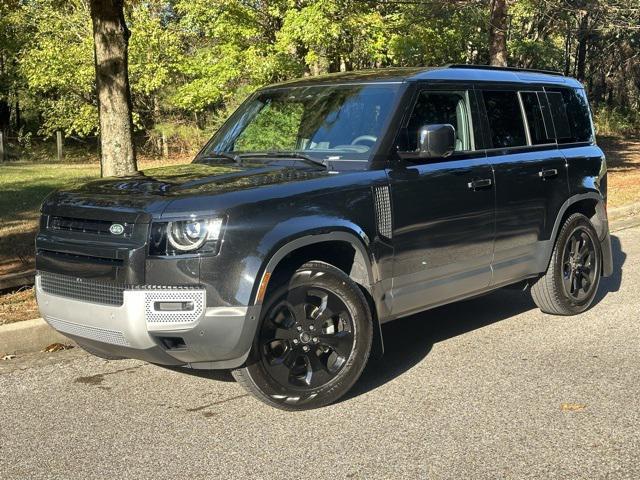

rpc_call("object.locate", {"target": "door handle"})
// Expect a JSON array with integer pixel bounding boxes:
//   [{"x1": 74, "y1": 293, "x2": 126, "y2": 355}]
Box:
[
  {"x1": 538, "y1": 168, "x2": 558, "y2": 179},
  {"x1": 467, "y1": 178, "x2": 493, "y2": 190}
]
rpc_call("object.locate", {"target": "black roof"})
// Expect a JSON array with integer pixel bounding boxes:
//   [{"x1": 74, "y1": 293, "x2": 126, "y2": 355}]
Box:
[{"x1": 268, "y1": 65, "x2": 582, "y2": 89}]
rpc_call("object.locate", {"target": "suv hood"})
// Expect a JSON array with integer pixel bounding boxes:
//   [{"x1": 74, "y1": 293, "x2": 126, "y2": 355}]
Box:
[{"x1": 41, "y1": 163, "x2": 330, "y2": 223}]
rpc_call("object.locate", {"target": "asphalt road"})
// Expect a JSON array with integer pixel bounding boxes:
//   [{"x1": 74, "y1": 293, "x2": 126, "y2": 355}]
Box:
[{"x1": 1, "y1": 225, "x2": 639, "y2": 480}]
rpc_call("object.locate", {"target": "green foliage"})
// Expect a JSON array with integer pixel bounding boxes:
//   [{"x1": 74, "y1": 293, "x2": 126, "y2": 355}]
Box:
[
  {"x1": 149, "y1": 121, "x2": 212, "y2": 153},
  {"x1": 17, "y1": 0, "x2": 95, "y2": 137},
  {"x1": 234, "y1": 102, "x2": 304, "y2": 151},
  {"x1": 594, "y1": 107, "x2": 640, "y2": 137},
  {"x1": 2, "y1": 0, "x2": 640, "y2": 144}
]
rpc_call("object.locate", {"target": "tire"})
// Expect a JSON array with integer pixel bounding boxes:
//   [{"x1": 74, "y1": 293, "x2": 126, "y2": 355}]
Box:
[
  {"x1": 77, "y1": 342, "x2": 125, "y2": 360},
  {"x1": 232, "y1": 261, "x2": 373, "y2": 410},
  {"x1": 531, "y1": 213, "x2": 602, "y2": 315}
]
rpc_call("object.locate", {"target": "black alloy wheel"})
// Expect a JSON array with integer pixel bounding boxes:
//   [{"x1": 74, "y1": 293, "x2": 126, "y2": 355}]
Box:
[
  {"x1": 531, "y1": 213, "x2": 602, "y2": 315},
  {"x1": 561, "y1": 227, "x2": 598, "y2": 302},
  {"x1": 232, "y1": 261, "x2": 372, "y2": 410},
  {"x1": 260, "y1": 286, "x2": 355, "y2": 390}
]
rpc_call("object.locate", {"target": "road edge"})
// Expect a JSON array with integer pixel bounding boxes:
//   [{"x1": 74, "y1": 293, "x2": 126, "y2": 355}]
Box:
[
  {"x1": 0, "y1": 318, "x2": 73, "y2": 356},
  {"x1": 609, "y1": 202, "x2": 640, "y2": 232}
]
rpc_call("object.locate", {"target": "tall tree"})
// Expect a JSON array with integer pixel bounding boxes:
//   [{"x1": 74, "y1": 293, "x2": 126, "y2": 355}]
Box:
[
  {"x1": 90, "y1": 0, "x2": 137, "y2": 177},
  {"x1": 489, "y1": 0, "x2": 508, "y2": 66}
]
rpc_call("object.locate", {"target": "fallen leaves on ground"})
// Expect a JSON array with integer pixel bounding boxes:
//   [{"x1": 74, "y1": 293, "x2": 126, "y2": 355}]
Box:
[
  {"x1": 561, "y1": 402, "x2": 587, "y2": 412},
  {"x1": 42, "y1": 343, "x2": 74, "y2": 353},
  {"x1": 0, "y1": 287, "x2": 38, "y2": 325}
]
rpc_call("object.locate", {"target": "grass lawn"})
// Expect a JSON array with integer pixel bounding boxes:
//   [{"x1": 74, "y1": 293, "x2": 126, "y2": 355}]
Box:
[
  {"x1": 0, "y1": 138, "x2": 638, "y2": 326},
  {"x1": 0, "y1": 162, "x2": 100, "y2": 270},
  {"x1": 0, "y1": 155, "x2": 191, "y2": 325}
]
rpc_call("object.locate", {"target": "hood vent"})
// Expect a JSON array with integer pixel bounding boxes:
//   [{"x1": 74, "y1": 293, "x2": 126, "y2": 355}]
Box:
[{"x1": 373, "y1": 185, "x2": 393, "y2": 239}]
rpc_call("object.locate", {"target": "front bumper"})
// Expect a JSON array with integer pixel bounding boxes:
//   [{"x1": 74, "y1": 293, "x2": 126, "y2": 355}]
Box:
[{"x1": 35, "y1": 275, "x2": 260, "y2": 369}]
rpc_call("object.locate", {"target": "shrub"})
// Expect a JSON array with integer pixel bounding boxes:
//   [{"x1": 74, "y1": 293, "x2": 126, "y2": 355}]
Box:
[{"x1": 594, "y1": 107, "x2": 640, "y2": 137}]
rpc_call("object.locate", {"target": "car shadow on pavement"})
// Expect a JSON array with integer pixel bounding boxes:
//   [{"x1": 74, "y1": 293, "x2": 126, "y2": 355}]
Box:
[
  {"x1": 345, "y1": 234, "x2": 627, "y2": 402},
  {"x1": 593, "y1": 234, "x2": 625, "y2": 304},
  {"x1": 345, "y1": 288, "x2": 536, "y2": 401}
]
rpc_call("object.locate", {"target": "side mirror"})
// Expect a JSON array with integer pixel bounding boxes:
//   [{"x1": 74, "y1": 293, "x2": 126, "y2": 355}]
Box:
[{"x1": 417, "y1": 124, "x2": 456, "y2": 158}]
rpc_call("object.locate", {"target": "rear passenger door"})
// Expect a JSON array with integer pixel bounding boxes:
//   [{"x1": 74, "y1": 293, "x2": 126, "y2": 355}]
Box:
[{"x1": 480, "y1": 88, "x2": 569, "y2": 285}]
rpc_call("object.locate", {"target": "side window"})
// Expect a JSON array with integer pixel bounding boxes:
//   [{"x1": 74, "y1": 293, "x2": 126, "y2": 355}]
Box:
[
  {"x1": 546, "y1": 91, "x2": 572, "y2": 140},
  {"x1": 546, "y1": 88, "x2": 593, "y2": 144},
  {"x1": 405, "y1": 90, "x2": 474, "y2": 152},
  {"x1": 520, "y1": 91, "x2": 554, "y2": 145},
  {"x1": 482, "y1": 91, "x2": 527, "y2": 148}
]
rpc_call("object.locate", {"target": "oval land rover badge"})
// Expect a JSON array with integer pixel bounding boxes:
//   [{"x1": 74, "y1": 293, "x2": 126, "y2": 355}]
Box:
[{"x1": 109, "y1": 223, "x2": 125, "y2": 235}]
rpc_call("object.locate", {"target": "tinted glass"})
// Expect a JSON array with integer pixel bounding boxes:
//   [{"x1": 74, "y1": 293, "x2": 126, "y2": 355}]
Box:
[
  {"x1": 546, "y1": 91, "x2": 572, "y2": 140},
  {"x1": 483, "y1": 91, "x2": 527, "y2": 148},
  {"x1": 557, "y1": 88, "x2": 593, "y2": 143},
  {"x1": 404, "y1": 91, "x2": 473, "y2": 152},
  {"x1": 203, "y1": 84, "x2": 401, "y2": 162},
  {"x1": 520, "y1": 92, "x2": 553, "y2": 145}
]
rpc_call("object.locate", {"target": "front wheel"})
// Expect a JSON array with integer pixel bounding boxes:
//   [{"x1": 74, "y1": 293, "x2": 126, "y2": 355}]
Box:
[
  {"x1": 232, "y1": 261, "x2": 373, "y2": 410},
  {"x1": 531, "y1": 213, "x2": 602, "y2": 315}
]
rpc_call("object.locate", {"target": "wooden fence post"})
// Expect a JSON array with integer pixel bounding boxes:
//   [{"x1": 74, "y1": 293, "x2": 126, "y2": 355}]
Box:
[
  {"x1": 0, "y1": 131, "x2": 4, "y2": 162},
  {"x1": 162, "y1": 131, "x2": 169, "y2": 158},
  {"x1": 56, "y1": 131, "x2": 63, "y2": 162}
]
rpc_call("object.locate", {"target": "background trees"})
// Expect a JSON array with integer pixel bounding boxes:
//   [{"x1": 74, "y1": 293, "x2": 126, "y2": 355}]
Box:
[{"x1": 1, "y1": 0, "x2": 639, "y2": 159}]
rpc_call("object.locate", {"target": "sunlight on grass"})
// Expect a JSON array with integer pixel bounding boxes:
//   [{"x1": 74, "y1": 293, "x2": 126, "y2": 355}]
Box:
[{"x1": 0, "y1": 156, "x2": 191, "y2": 267}]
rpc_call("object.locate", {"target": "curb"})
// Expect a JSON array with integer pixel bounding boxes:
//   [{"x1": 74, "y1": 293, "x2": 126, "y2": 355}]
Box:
[
  {"x1": 0, "y1": 318, "x2": 73, "y2": 356},
  {"x1": 609, "y1": 202, "x2": 640, "y2": 232},
  {"x1": 1, "y1": 202, "x2": 640, "y2": 357}
]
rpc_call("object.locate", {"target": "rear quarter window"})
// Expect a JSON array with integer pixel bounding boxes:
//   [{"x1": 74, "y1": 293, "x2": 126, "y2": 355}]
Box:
[{"x1": 546, "y1": 88, "x2": 594, "y2": 144}]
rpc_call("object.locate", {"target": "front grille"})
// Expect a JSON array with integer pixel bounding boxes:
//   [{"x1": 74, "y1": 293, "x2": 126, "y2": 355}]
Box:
[
  {"x1": 40, "y1": 271, "x2": 124, "y2": 306},
  {"x1": 47, "y1": 215, "x2": 134, "y2": 238}
]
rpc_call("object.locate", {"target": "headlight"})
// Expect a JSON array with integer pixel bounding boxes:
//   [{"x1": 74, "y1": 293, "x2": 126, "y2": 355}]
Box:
[
  {"x1": 168, "y1": 218, "x2": 223, "y2": 252},
  {"x1": 149, "y1": 216, "x2": 225, "y2": 255}
]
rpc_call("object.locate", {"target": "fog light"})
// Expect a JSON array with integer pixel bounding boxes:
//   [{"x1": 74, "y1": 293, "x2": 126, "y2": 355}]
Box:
[{"x1": 154, "y1": 301, "x2": 194, "y2": 312}]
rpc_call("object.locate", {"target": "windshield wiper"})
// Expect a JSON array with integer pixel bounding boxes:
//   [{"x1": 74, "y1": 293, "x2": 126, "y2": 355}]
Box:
[
  {"x1": 196, "y1": 152, "x2": 243, "y2": 166},
  {"x1": 237, "y1": 152, "x2": 327, "y2": 169}
]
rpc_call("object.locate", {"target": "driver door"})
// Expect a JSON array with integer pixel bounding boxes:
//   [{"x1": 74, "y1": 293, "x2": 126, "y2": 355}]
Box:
[{"x1": 388, "y1": 85, "x2": 495, "y2": 317}]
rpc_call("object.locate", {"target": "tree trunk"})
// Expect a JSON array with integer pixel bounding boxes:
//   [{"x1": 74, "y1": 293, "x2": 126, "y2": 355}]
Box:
[
  {"x1": 563, "y1": 24, "x2": 572, "y2": 76},
  {"x1": 90, "y1": 0, "x2": 137, "y2": 177},
  {"x1": 14, "y1": 95, "x2": 20, "y2": 131},
  {"x1": 0, "y1": 99, "x2": 10, "y2": 133},
  {"x1": 575, "y1": 13, "x2": 589, "y2": 82},
  {"x1": 489, "y1": 0, "x2": 508, "y2": 67}
]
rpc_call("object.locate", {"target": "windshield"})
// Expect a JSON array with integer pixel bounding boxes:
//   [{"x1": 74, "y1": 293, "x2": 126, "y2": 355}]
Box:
[{"x1": 199, "y1": 83, "x2": 402, "y2": 164}]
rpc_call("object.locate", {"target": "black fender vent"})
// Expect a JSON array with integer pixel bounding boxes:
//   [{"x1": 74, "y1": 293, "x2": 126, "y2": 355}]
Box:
[{"x1": 373, "y1": 185, "x2": 393, "y2": 239}]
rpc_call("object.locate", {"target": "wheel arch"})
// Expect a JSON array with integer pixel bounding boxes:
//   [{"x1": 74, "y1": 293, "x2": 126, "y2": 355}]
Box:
[
  {"x1": 541, "y1": 192, "x2": 612, "y2": 275},
  {"x1": 251, "y1": 230, "x2": 385, "y2": 358}
]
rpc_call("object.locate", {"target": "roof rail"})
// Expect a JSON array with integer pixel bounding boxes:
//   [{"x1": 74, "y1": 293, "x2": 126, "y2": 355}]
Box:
[{"x1": 446, "y1": 64, "x2": 564, "y2": 77}]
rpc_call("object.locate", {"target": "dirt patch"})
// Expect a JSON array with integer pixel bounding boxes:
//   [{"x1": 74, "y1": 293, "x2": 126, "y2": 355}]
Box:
[{"x1": 599, "y1": 136, "x2": 640, "y2": 208}]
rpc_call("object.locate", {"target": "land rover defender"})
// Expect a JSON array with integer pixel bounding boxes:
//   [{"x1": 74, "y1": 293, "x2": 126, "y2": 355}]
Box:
[{"x1": 36, "y1": 65, "x2": 613, "y2": 410}]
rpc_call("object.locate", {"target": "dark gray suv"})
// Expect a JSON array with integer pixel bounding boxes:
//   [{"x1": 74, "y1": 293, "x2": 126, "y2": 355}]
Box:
[{"x1": 36, "y1": 65, "x2": 613, "y2": 410}]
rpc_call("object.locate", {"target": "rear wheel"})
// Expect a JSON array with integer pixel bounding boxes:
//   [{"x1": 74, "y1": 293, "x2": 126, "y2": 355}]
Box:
[
  {"x1": 531, "y1": 213, "x2": 602, "y2": 315},
  {"x1": 232, "y1": 261, "x2": 372, "y2": 410}
]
